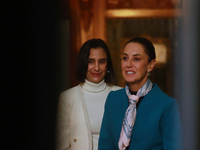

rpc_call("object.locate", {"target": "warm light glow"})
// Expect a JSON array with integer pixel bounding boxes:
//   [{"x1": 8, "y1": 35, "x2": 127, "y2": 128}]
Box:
[
  {"x1": 153, "y1": 43, "x2": 167, "y2": 64},
  {"x1": 106, "y1": 9, "x2": 180, "y2": 18}
]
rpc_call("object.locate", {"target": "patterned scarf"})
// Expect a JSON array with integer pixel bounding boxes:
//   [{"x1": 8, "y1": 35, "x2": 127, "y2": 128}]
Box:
[{"x1": 118, "y1": 79, "x2": 153, "y2": 150}]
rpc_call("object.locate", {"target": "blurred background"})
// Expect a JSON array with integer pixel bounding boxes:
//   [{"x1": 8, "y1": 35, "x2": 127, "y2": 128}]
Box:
[
  {"x1": 61, "y1": 0, "x2": 182, "y2": 95},
  {"x1": 59, "y1": 1, "x2": 200, "y2": 150},
  {"x1": 2, "y1": 0, "x2": 199, "y2": 149}
]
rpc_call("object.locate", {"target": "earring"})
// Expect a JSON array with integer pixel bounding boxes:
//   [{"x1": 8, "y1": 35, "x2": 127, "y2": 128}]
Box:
[
  {"x1": 107, "y1": 70, "x2": 109, "y2": 73},
  {"x1": 147, "y1": 72, "x2": 151, "y2": 77}
]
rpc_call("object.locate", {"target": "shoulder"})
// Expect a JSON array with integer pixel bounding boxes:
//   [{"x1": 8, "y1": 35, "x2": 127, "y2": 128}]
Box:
[
  {"x1": 106, "y1": 87, "x2": 125, "y2": 100},
  {"x1": 59, "y1": 85, "x2": 80, "y2": 104},
  {"x1": 107, "y1": 84, "x2": 123, "y2": 91},
  {"x1": 150, "y1": 84, "x2": 177, "y2": 107},
  {"x1": 153, "y1": 84, "x2": 174, "y2": 99},
  {"x1": 60, "y1": 85, "x2": 79, "y2": 96},
  {"x1": 104, "y1": 88, "x2": 127, "y2": 113}
]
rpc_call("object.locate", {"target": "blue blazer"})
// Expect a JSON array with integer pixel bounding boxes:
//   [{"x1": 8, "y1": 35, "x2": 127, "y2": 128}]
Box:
[{"x1": 98, "y1": 84, "x2": 183, "y2": 150}]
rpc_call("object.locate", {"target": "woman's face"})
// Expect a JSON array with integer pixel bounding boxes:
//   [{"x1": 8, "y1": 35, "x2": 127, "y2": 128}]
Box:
[
  {"x1": 121, "y1": 42, "x2": 156, "y2": 91},
  {"x1": 86, "y1": 47, "x2": 107, "y2": 83}
]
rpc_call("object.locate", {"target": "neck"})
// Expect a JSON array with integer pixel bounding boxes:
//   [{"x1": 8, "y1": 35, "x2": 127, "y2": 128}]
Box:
[
  {"x1": 81, "y1": 79, "x2": 107, "y2": 93},
  {"x1": 128, "y1": 78, "x2": 148, "y2": 92}
]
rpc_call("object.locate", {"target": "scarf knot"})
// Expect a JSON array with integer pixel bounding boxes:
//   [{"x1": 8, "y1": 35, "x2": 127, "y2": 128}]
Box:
[{"x1": 128, "y1": 95, "x2": 139, "y2": 104}]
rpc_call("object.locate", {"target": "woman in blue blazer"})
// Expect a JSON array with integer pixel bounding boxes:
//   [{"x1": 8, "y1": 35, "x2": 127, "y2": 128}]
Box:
[{"x1": 98, "y1": 37, "x2": 183, "y2": 150}]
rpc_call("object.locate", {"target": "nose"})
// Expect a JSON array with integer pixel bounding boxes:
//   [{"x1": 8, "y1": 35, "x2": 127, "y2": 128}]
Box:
[
  {"x1": 94, "y1": 62, "x2": 100, "y2": 71},
  {"x1": 126, "y1": 59, "x2": 133, "y2": 68}
]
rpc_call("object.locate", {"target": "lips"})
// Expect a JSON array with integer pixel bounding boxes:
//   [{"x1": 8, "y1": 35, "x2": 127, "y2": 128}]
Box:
[{"x1": 91, "y1": 72, "x2": 101, "y2": 76}]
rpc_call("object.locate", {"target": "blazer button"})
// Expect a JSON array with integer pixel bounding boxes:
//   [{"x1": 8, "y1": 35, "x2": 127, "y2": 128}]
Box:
[{"x1": 74, "y1": 139, "x2": 77, "y2": 142}]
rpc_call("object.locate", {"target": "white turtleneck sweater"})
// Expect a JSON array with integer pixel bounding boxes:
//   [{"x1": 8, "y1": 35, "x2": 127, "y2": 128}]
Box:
[{"x1": 81, "y1": 80, "x2": 110, "y2": 150}]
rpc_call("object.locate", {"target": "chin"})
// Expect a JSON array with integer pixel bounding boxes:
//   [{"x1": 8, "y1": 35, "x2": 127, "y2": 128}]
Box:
[
  {"x1": 126, "y1": 80, "x2": 136, "y2": 84},
  {"x1": 123, "y1": 77, "x2": 135, "y2": 83},
  {"x1": 92, "y1": 79, "x2": 103, "y2": 83}
]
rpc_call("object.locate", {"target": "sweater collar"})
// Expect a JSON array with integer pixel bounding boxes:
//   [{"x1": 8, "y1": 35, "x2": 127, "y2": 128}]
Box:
[{"x1": 81, "y1": 79, "x2": 107, "y2": 93}]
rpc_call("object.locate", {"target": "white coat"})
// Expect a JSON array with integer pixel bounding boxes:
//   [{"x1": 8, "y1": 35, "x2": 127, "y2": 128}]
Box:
[{"x1": 56, "y1": 84, "x2": 121, "y2": 150}]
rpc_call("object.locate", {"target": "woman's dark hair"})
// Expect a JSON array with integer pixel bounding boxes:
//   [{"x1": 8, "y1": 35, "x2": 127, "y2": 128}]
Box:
[
  {"x1": 123, "y1": 37, "x2": 156, "y2": 62},
  {"x1": 76, "y1": 38, "x2": 115, "y2": 84}
]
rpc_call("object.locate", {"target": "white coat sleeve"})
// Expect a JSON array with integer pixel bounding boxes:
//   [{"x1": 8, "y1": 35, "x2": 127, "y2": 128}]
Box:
[{"x1": 56, "y1": 92, "x2": 71, "y2": 150}]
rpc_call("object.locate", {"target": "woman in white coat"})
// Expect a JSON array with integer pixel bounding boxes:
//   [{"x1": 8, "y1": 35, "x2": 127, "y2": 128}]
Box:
[{"x1": 56, "y1": 39, "x2": 121, "y2": 150}]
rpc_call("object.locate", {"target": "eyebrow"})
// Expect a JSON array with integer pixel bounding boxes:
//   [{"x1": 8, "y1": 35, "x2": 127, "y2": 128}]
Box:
[
  {"x1": 88, "y1": 58, "x2": 107, "y2": 60},
  {"x1": 122, "y1": 53, "x2": 141, "y2": 56}
]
